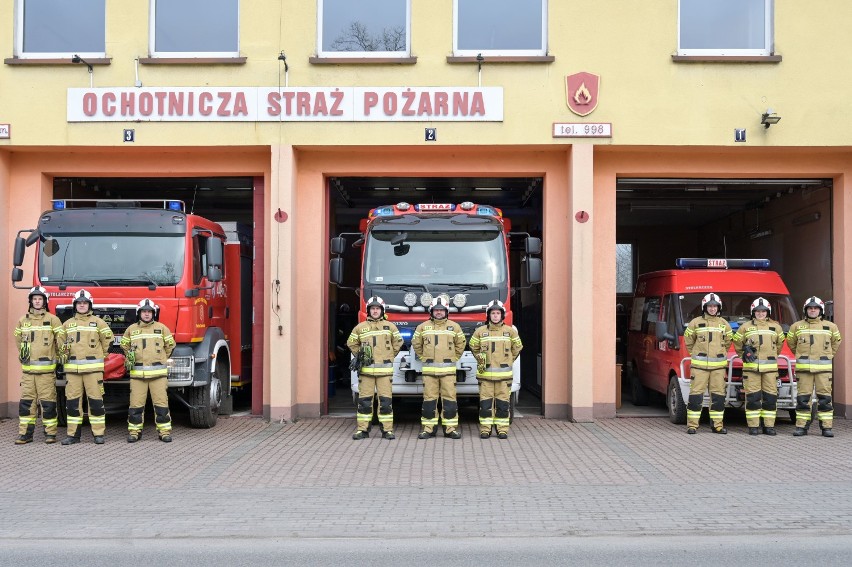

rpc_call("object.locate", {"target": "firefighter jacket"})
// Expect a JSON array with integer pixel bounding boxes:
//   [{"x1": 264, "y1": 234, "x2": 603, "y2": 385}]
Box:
[
  {"x1": 733, "y1": 318, "x2": 785, "y2": 373},
  {"x1": 346, "y1": 317, "x2": 403, "y2": 377},
  {"x1": 63, "y1": 312, "x2": 113, "y2": 373},
  {"x1": 14, "y1": 308, "x2": 65, "y2": 374},
  {"x1": 683, "y1": 314, "x2": 733, "y2": 371},
  {"x1": 120, "y1": 320, "x2": 176, "y2": 379},
  {"x1": 787, "y1": 317, "x2": 842, "y2": 373},
  {"x1": 412, "y1": 317, "x2": 466, "y2": 376},
  {"x1": 469, "y1": 322, "x2": 523, "y2": 381}
]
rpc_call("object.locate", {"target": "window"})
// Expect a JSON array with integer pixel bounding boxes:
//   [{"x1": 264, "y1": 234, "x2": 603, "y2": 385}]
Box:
[
  {"x1": 641, "y1": 296, "x2": 662, "y2": 335},
  {"x1": 150, "y1": 0, "x2": 239, "y2": 58},
  {"x1": 318, "y1": 0, "x2": 410, "y2": 58},
  {"x1": 454, "y1": 0, "x2": 547, "y2": 56},
  {"x1": 16, "y1": 0, "x2": 105, "y2": 58},
  {"x1": 678, "y1": 0, "x2": 773, "y2": 56},
  {"x1": 616, "y1": 243, "x2": 634, "y2": 294}
]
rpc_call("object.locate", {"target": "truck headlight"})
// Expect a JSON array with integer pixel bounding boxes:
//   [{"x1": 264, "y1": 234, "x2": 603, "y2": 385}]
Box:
[
  {"x1": 167, "y1": 355, "x2": 194, "y2": 380},
  {"x1": 403, "y1": 292, "x2": 417, "y2": 307},
  {"x1": 420, "y1": 293, "x2": 433, "y2": 307},
  {"x1": 452, "y1": 294, "x2": 467, "y2": 308}
]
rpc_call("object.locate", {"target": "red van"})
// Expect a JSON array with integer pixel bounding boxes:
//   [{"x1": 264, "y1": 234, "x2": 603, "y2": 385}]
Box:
[{"x1": 626, "y1": 258, "x2": 799, "y2": 423}]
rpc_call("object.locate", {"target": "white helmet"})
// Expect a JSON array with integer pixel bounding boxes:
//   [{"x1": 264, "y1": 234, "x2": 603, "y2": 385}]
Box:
[
  {"x1": 73, "y1": 289, "x2": 94, "y2": 311},
  {"x1": 701, "y1": 293, "x2": 722, "y2": 314},
  {"x1": 486, "y1": 299, "x2": 506, "y2": 322},
  {"x1": 365, "y1": 296, "x2": 386, "y2": 318},
  {"x1": 136, "y1": 298, "x2": 160, "y2": 319},
  {"x1": 803, "y1": 296, "x2": 825, "y2": 317},
  {"x1": 429, "y1": 295, "x2": 450, "y2": 319},
  {"x1": 28, "y1": 286, "x2": 49, "y2": 307},
  {"x1": 750, "y1": 297, "x2": 771, "y2": 316}
]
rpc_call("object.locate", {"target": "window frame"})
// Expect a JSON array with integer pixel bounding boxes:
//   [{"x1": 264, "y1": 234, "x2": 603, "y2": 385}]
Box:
[
  {"x1": 148, "y1": 0, "x2": 240, "y2": 59},
  {"x1": 316, "y1": 0, "x2": 411, "y2": 59},
  {"x1": 453, "y1": 0, "x2": 547, "y2": 57},
  {"x1": 14, "y1": 0, "x2": 106, "y2": 59},
  {"x1": 677, "y1": 0, "x2": 774, "y2": 57}
]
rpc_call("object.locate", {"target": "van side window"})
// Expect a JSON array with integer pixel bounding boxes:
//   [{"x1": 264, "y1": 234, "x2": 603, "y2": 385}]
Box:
[
  {"x1": 665, "y1": 294, "x2": 681, "y2": 336},
  {"x1": 192, "y1": 234, "x2": 209, "y2": 285},
  {"x1": 641, "y1": 296, "x2": 661, "y2": 335}
]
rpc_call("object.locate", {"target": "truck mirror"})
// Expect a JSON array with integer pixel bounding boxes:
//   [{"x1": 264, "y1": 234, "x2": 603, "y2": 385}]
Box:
[
  {"x1": 206, "y1": 237, "x2": 224, "y2": 267},
  {"x1": 655, "y1": 321, "x2": 677, "y2": 346},
  {"x1": 207, "y1": 265, "x2": 223, "y2": 282},
  {"x1": 390, "y1": 232, "x2": 408, "y2": 246},
  {"x1": 12, "y1": 237, "x2": 26, "y2": 266},
  {"x1": 525, "y1": 257, "x2": 542, "y2": 285},
  {"x1": 25, "y1": 230, "x2": 41, "y2": 247},
  {"x1": 525, "y1": 237, "x2": 542, "y2": 255},
  {"x1": 329, "y1": 257, "x2": 344, "y2": 285},
  {"x1": 330, "y1": 237, "x2": 346, "y2": 255},
  {"x1": 11, "y1": 267, "x2": 23, "y2": 283},
  {"x1": 393, "y1": 243, "x2": 410, "y2": 257}
]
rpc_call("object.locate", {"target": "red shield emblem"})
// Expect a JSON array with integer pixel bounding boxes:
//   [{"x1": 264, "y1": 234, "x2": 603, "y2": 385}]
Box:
[{"x1": 565, "y1": 72, "x2": 600, "y2": 117}]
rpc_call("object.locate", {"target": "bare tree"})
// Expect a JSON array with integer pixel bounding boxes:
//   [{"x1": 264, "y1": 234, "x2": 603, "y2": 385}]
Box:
[{"x1": 331, "y1": 21, "x2": 405, "y2": 52}]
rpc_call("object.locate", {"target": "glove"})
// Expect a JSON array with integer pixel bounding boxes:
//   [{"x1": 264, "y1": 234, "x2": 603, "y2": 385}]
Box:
[
  {"x1": 57, "y1": 344, "x2": 69, "y2": 365},
  {"x1": 743, "y1": 345, "x2": 757, "y2": 363},
  {"x1": 124, "y1": 349, "x2": 136, "y2": 371},
  {"x1": 19, "y1": 342, "x2": 31, "y2": 363},
  {"x1": 476, "y1": 352, "x2": 487, "y2": 375},
  {"x1": 349, "y1": 352, "x2": 361, "y2": 373}
]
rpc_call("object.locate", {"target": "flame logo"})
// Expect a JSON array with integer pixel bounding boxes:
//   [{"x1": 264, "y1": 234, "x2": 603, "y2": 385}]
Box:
[{"x1": 573, "y1": 83, "x2": 592, "y2": 105}]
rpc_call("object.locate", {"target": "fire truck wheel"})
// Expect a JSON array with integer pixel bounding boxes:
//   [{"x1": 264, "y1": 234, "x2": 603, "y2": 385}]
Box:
[
  {"x1": 189, "y1": 376, "x2": 221, "y2": 429},
  {"x1": 667, "y1": 376, "x2": 687, "y2": 424},
  {"x1": 56, "y1": 386, "x2": 67, "y2": 427},
  {"x1": 629, "y1": 365, "x2": 649, "y2": 406}
]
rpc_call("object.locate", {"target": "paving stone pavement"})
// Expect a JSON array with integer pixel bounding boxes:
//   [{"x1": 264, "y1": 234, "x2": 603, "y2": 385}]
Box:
[{"x1": 1, "y1": 413, "x2": 851, "y2": 539}]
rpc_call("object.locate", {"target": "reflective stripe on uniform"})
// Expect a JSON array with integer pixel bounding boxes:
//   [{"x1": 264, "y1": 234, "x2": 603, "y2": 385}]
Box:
[
  {"x1": 690, "y1": 354, "x2": 727, "y2": 369},
  {"x1": 480, "y1": 366, "x2": 513, "y2": 379}
]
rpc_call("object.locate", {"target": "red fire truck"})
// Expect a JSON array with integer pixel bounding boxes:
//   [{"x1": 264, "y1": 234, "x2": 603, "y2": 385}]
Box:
[
  {"x1": 11, "y1": 199, "x2": 252, "y2": 428},
  {"x1": 626, "y1": 258, "x2": 800, "y2": 423},
  {"x1": 330, "y1": 201, "x2": 541, "y2": 409}
]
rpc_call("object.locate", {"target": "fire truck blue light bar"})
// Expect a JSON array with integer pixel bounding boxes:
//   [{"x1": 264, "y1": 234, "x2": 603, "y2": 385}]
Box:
[{"x1": 676, "y1": 258, "x2": 771, "y2": 270}]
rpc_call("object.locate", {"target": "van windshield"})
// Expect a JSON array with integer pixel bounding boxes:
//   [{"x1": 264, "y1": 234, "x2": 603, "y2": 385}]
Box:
[{"x1": 679, "y1": 293, "x2": 798, "y2": 330}]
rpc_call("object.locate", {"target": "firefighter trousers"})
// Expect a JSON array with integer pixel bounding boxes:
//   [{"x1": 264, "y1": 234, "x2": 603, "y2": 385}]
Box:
[
  {"x1": 743, "y1": 371, "x2": 778, "y2": 428},
  {"x1": 128, "y1": 377, "x2": 172, "y2": 437},
  {"x1": 18, "y1": 372, "x2": 58, "y2": 437},
  {"x1": 795, "y1": 372, "x2": 833, "y2": 428},
  {"x1": 355, "y1": 374, "x2": 393, "y2": 433},
  {"x1": 421, "y1": 373, "x2": 458, "y2": 434},
  {"x1": 687, "y1": 368, "x2": 727, "y2": 429},
  {"x1": 479, "y1": 379, "x2": 511, "y2": 435},
  {"x1": 65, "y1": 372, "x2": 106, "y2": 437}
]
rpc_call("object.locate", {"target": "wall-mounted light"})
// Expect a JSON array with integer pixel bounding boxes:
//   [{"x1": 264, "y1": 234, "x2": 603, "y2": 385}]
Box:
[
  {"x1": 761, "y1": 109, "x2": 781, "y2": 129},
  {"x1": 71, "y1": 54, "x2": 93, "y2": 88},
  {"x1": 476, "y1": 53, "x2": 484, "y2": 87},
  {"x1": 792, "y1": 212, "x2": 821, "y2": 226},
  {"x1": 278, "y1": 51, "x2": 289, "y2": 87}
]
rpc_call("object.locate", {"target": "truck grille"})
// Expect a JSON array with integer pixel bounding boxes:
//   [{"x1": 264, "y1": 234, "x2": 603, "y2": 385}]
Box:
[{"x1": 55, "y1": 306, "x2": 137, "y2": 336}]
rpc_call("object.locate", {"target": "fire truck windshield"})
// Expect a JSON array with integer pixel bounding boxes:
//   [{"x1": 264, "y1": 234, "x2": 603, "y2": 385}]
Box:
[
  {"x1": 38, "y1": 234, "x2": 185, "y2": 286},
  {"x1": 364, "y1": 230, "x2": 507, "y2": 287},
  {"x1": 679, "y1": 293, "x2": 798, "y2": 329}
]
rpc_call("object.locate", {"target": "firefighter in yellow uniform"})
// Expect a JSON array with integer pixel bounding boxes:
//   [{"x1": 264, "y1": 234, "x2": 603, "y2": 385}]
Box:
[
  {"x1": 347, "y1": 296, "x2": 403, "y2": 440},
  {"x1": 733, "y1": 297, "x2": 786, "y2": 436},
  {"x1": 121, "y1": 299, "x2": 177, "y2": 443},
  {"x1": 412, "y1": 296, "x2": 466, "y2": 439},
  {"x1": 787, "y1": 296, "x2": 842, "y2": 437},
  {"x1": 469, "y1": 300, "x2": 522, "y2": 440},
  {"x1": 14, "y1": 287, "x2": 65, "y2": 444},
  {"x1": 683, "y1": 293, "x2": 733, "y2": 435},
  {"x1": 61, "y1": 289, "x2": 113, "y2": 445}
]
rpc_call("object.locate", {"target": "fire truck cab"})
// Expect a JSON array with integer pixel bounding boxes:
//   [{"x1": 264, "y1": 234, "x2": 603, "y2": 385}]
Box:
[{"x1": 626, "y1": 258, "x2": 800, "y2": 423}]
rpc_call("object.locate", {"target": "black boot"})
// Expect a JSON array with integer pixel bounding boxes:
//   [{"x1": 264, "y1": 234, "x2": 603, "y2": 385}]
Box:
[
  {"x1": 793, "y1": 427, "x2": 808, "y2": 437},
  {"x1": 14, "y1": 434, "x2": 33, "y2": 445},
  {"x1": 822, "y1": 428, "x2": 834, "y2": 438},
  {"x1": 712, "y1": 425, "x2": 728, "y2": 435},
  {"x1": 763, "y1": 427, "x2": 777, "y2": 436},
  {"x1": 748, "y1": 427, "x2": 760, "y2": 436},
  {"x1": 61, "y1": 436, "x2": 80, "y2": 445}
]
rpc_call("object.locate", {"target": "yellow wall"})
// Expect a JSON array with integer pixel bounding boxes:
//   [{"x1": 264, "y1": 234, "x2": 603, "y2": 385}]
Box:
[{"x1": 2, "y1": 1, "x2": 852, "y2": 147}]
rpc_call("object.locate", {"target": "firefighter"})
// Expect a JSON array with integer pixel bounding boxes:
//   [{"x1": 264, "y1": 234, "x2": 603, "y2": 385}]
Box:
[
  {"x1": 787, "y1": 296, "x2": 842, "y2": 437},
  {"x1": 346, "y1": 296, "x2": 403, "y2": 440},
  {"x1": 13, "y1": 287, "x2": 65, "y2": 444},
  {"x1": 412, "y1": 295, "x2": 466, "y2": 439},
  {"x1": 60, "y1": 289, "x2": 113, "y2": 445},
  {"x1": 733, "y1": 297, "x2": 786, "y2": 436},
  {"x1": 120, "y1": 299, "x2": 177, "y2": 443},
  {"x1": 682, "y1": 293, "x2": 733, "y2": 434},
  {"x1": 469, "y1": 300, "x2": 522, "y2": 439}
]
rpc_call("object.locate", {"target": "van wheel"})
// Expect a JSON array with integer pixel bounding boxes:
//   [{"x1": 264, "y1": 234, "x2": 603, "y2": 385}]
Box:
[
  {"x1": 668, "y1": 376, "x2": 687, "y2": 424},
  {"x1": 629, "y1": 365, "x2": 649, "y2": 406}
]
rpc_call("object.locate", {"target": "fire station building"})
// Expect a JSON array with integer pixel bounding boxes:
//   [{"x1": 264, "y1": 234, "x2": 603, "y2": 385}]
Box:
[{"x1": 2, "y1": 1, "x2": 852, "y2": 423}]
